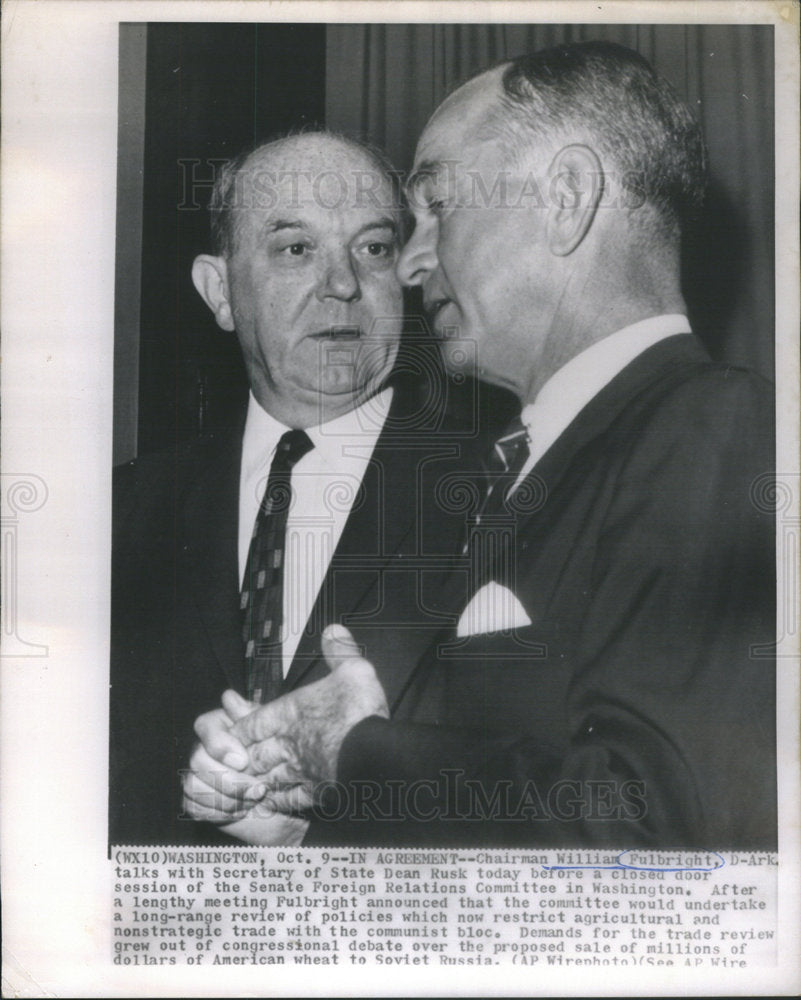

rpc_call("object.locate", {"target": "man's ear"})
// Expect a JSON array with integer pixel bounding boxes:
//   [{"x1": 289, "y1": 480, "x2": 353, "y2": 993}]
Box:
[
  {"x1": 546, "y1": 144, "x2": 604, "y2": 257},
  {"x1": 191, "y1": 254, "x2": 235, "y2": 331}
]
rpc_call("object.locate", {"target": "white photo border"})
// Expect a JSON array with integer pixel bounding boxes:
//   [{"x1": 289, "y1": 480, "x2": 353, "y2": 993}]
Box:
[{"x1": 2, "y1": 2, "x2": 799, "y2": 996}]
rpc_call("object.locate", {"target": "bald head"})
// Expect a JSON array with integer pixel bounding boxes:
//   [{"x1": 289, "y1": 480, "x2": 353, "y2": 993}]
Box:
[
  {"x1": 210, "y1": 132, "x2": 404, "y2": 258},
  {"x1": 423, "y1": 64, "x2": 507, "y2": 145}
]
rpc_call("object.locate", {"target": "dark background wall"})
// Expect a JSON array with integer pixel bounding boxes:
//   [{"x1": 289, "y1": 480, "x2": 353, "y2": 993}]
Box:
[
  {"x1": 130, "y1": 23, "x2": 325, "y2": 459},
  {"x1": 115, "y1": 22, "x2": 774, "y2": 464}
]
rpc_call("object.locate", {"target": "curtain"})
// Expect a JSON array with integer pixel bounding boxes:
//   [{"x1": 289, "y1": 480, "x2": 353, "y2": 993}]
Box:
[{"x1": 326, "y1": 24, "x2": 774, "y2": 380}]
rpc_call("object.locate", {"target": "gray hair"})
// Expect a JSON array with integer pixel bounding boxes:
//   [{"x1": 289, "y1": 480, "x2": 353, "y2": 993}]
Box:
[{"x1": 483, "y1": 41, "x2": 707, "y2": 239}]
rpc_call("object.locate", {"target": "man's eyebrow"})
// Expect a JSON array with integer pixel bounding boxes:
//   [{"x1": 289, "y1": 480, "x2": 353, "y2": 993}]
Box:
[
  {"x1": 355, "y1": 217, "x2": 399, "y2": 238},
  {"x1": 263, "y1": 218, "x2": 306, "y2": 234},
  {"x1": 260, "y1": 218, "x2": 397, "y2": 239}
]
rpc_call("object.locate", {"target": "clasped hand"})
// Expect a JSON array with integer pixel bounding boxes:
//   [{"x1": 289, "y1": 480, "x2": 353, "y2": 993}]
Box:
[{"x1": 182, "y1": 625, "x2": 389, "y2": 844}]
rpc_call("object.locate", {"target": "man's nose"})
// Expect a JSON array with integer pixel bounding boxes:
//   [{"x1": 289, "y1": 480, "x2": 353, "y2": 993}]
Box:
[
  {"x1": 317, "y1": 251, "x2": 361, "y2": 302},
  {"x1": 396, "y1": 223, "x2": 438, "y2": 287}
]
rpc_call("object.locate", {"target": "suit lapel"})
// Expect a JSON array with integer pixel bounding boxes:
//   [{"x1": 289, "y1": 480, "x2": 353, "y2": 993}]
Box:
[
  {"x1": 180, "y1": 427, "x2": 246, "y2": 694},
  {"x1": 447, "y1": 335, "x2": 713, "y2": 620},
  {"x1": 525, "y1": 334, "x2": 709, "y2": 499},
  {"x1": 286, "y1": 339, "x2": 712, "y2": 701},
  {"x1": 283, "y1": 388, "x2": 424, "y2": 692}
]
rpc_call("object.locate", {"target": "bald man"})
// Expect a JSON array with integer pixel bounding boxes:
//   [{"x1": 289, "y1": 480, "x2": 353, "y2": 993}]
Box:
[{"x1": 110, "y1": 131, "x2": 489, "y2": 845}]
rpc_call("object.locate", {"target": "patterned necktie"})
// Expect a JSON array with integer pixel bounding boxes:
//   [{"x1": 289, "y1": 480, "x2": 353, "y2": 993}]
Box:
[
  {"x1": 480, "y1": 415, "x2": 531, "y2": 517},
  {"x1": 241, "y1": 428, "x2": 314, "y2": 704},
  {"x1": 462, "y1": 416, "x2": 531, "y2": 557}
]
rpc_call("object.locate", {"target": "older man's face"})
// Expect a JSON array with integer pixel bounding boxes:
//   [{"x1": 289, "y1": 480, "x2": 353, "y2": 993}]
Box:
[
  {"x1": 224, "y1": 137, "x2": 403, "y2": 423},
  {"x1": 397, "y1": 68, "x2": 556, "y2": 401}
]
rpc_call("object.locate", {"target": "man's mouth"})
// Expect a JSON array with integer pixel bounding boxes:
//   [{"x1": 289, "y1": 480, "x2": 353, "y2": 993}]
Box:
[{"x1": 311, "y1": 326, "x2": 362, "y2": 340}]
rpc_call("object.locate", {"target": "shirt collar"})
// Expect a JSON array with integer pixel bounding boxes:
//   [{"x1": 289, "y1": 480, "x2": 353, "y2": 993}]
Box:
[
  {"x1": 242, "y1": 386, "x2": 393, "y2": 476},
  {"x1": 520, "y1": 314, "x2": 691, "y2": 466}
]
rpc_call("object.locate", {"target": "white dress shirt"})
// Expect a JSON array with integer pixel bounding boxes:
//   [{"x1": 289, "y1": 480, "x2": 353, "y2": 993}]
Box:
[
  {"x1": 513, "y1": 314, "x2": 692, "y2": 489},
  {"x1": 239, "y1": 387, "x2": 393, "y2": 674}
]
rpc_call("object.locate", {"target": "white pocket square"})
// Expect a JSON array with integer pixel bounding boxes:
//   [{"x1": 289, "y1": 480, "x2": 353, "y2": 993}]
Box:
[{"x1": 456, "y1": 582, "x2": 532, "y2": 637}]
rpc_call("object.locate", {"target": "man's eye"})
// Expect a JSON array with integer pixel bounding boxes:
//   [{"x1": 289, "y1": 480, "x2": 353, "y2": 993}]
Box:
[
  {"x1": 364, "y1": 242, "x2": 392, "y2": 257},
  {"x1": 428, "y1": 199, "x2": 446, "y2": 216},
  {"x1": 355, "y1": 240, "x2": 396, "y2": 261},
  {"x1": 281, "y1": 243, "x2": 309, "y2": 256}
]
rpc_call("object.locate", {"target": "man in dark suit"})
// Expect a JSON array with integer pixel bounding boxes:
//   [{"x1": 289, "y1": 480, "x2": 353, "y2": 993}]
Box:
[
  {"x1": 189, "y1": 43, "x2": 776, "y2": 848},
  {"x1": 110, "y1": 131, "x2": 490, "y2": 845}
]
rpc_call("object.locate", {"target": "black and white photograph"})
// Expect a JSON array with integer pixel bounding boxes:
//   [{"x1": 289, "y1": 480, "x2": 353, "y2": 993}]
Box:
[
  {"x1": 111, "y1": 20, "x2": 777, "y2": 849},
  {"x1": 2, "y1": 2, "x2": 799, "y2": 996}
]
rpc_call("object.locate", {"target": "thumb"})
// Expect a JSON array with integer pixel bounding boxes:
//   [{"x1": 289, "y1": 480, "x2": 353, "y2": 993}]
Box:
[
  {"x1": 222, "y1": 689, "x2": 255, "y2": 722},
  {"x1": 321, "y1": 623, "x2": 363, "y2": 671}
]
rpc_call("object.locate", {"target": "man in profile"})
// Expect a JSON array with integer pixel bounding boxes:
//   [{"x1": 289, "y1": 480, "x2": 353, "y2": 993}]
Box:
[
  {"x1": 110, "y1": 131, "x2": 487, "y2": 845},
  {"x1": 190, "y1": 43, "x2": 776, "y2": 849}
]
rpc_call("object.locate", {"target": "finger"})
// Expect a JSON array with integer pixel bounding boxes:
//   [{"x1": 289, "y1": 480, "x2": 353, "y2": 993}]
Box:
[
  {"x1": 222, "y1": 689, "x2": 255, "y2": 723},
  {"x1": 188, "y1": 744, "x2": 267, "y2": 802},
  {"x1": 248, "y1": 784, "x2": 314, "y2": 816},
  {"x1": 260, "y1": 760, "x2": 305, "y2": 791},
  {"x1": 230, "y1": 700, "x2": 283, "y2": 747},
  {"x1": 321, "y1": 623, "x2": 364, "y2": 670},
  {"x1": 182, "y1": 772, "x2": 250, "y2": 822},
  {"x1": 182, "y1": 769, "x2": 237, "y2": 811},
  {"x1": 183, "y1": 793, "x2": 249, "y2": 824},
  {"x1": 194, "y1": 707, "x2": 249, "y2": 770},
  {"x1": 248, "y1": 735, "x2": 296, "y2": 774},
  {"x1": 219, "y1": 812, "x2": 310, "y2": 846},
  {"x1": 263, "y1": 785, "x2": 315, "y2": 815}
]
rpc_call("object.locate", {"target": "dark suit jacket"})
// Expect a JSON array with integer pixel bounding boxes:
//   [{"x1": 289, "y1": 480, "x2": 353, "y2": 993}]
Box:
[
  {"x1": 109, "y1": 374, "x2": 493, "y2": 845},
  {"x1": 317, "y1": 336, "x2": 777, "y2": 849}
]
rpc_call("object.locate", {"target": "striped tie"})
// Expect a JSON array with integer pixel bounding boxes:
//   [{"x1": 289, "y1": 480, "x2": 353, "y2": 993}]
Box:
[
  {"x1": 241, "y1": 428, "x2": 314, "y2": 704},
  {"x1": 479, "y1": 416, "x2": 531, "y2": 520},
  {"x1": 462, "y1": 416, "x2": 530, "y2": 558}
]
